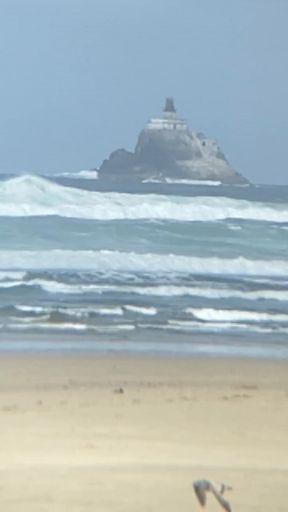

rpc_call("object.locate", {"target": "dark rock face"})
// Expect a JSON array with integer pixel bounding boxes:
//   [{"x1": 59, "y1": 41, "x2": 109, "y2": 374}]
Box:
[
  {"x1": 100, "y1": 149, "x2": 136, "y2": 175},
  {"x1": 136, "y1": 129, "x2": 202, "y2": 165},
  {"x1": 97, "y1": 100, "x2": 249, "y2": 185}
]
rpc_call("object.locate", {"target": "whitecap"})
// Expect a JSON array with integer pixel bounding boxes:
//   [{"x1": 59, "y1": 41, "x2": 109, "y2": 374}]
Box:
[
  {"x1": 54, "y1": 169, "x2": 98, "y2": 179},
  {"x1": 15, "y1": 305, "x2": 52, "y2": 314},
  {"x1": 90, "y1": 307, "x2": 123, "y2": 316},
  {"x1": 0, "y1": 271, "x2": 27, "y2": 281},
  {"x1": 1, "y1": 249, "x2": 288, "y2": 278},
  {"x1": 166, "y1": 320, "x2": 279, "y2": 334},
  {"x1": 1, "y1": 175, "x2": 288, "y2": 223},
  {"x1": 8, "y1": 322, "x2": 88, "y2": 331},
  {"x1": 185, "y1": 308, "x2": 288, "y2": 323},
  {"x1": 7, "y1": 322, "x2": 135, "y2": 333},
  {"x1": 124, "y1": 305, "x2": 158, "y2": 315},
  {"x1": 142, "y1": 178, "x2": 222, "y2": 186}
]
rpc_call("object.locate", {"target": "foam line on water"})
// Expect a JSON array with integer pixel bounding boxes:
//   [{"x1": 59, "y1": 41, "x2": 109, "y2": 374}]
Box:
[
  {"x1": 0, "y1": 249, "x2": 288, "y2": 277},
  {"x1": 186, "y1": 308, "x2": 288, "y2": 323},
  {"x1": 1, "y1": 175, "x2": 288, "y2": 222}
]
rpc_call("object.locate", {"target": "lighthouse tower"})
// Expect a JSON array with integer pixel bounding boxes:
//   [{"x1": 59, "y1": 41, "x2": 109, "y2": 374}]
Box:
[
  {"x1": 146, "y1": 98, "x2": 188, "y2": 131},
  {"x1": 163, "y1": 97, "x2": 177, "y2": 118}
]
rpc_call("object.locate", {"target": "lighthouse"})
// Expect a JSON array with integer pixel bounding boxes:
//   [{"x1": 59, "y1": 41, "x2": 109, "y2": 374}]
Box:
[
  {"x1": 163, "y1": 97, "x2": 176, "y2": 114},
  {"x1": 146, "y1": 97, "x2": 189, "y2": 131},
  {"x1": 97, "y1": 97, "x2": 249, "y2": 185}
]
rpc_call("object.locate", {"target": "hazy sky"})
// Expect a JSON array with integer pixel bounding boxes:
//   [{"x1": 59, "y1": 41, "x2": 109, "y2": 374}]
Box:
[{"x1": 0, "y1": 0, "x2": 287, "y2": 184}]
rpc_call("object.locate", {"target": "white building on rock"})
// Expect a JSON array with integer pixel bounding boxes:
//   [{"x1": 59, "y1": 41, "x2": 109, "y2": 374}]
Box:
[{"x1": 147, "y1": 97, "x2": 189, "y2": 132}]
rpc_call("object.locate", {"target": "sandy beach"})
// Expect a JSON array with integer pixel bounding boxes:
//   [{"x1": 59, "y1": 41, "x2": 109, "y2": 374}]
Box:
[{"x1": 0, "y1": 353, "x2": 287, "y2": 511}]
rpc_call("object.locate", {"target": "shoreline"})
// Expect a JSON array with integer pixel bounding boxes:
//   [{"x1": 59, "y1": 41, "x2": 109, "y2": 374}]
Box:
[{"x1": 1, "y1": 330, "x2": 288, "y2": 360}]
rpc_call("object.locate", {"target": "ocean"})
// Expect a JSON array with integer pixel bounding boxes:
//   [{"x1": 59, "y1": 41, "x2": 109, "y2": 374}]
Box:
[{"x1": 1, "y1": 173, "x2": 288, "y2": 358}]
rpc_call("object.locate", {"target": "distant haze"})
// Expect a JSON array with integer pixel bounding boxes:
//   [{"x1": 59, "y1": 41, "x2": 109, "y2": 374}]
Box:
[{"x1": 0, "y1": 0, "x2": 287, "y2": 184}]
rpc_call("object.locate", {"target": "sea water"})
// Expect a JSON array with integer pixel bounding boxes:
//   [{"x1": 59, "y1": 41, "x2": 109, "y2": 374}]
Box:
[{"x1": 0, "y1": 174, "x2": 288, "y2": 358}]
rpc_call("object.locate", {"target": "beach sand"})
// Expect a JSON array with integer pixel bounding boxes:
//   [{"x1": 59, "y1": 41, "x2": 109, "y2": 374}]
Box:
[{"x1": 0, "y1": 353, "x2": 287, "y2": 511}]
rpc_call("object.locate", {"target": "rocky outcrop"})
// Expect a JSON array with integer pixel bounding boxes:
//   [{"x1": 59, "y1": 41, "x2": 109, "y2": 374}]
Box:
[{"x1": 97, "y1": 99, "x2": 249, "y2": 185}]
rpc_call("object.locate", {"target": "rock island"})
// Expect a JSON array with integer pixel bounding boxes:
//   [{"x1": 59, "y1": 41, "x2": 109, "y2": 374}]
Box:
[{"x1": 97, "y1": 98, "x2": 249, "y2": 185}]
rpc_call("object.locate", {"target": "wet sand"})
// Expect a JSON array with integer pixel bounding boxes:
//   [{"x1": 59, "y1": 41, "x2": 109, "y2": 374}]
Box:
[{"x1": 0, "y1": 353, "x2": 288, "y2": 511}]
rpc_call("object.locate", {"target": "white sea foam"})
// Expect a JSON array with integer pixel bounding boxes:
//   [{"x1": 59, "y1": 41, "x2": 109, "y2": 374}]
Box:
[
  {"x1": 166, "y1": 320, "x2": 277, "y2": 334},
  {"x1": 0, "y1": 271, "x2": 27, "y2": 281},
  {"x1": 16, "y1": 305, "x2": 52, "y2": 314},
  {"x1": 10, "y1": 315, "x2": 51, "y2": 323},
  {"x1": 227, "y1": 224, "x2": 242, "y2": 231},
  {"x1": 0, "y1": 249, "x2": 287, "y2": 277},
  {"x1": 57, "y1": 308, "x2": 89, "y2": 318},
  {"x1": 8, "y1": 323, "x2": 135, "y2": 333},
  {"x1": 1, "y1": 277, "x2": 113, "y2": 294},
  {"x1": 59, "y1": 306, "x2": 123, "y2": 317},
  {"x1": 91, "y1": 307, "x2": 124, "y2": 316},
  {"x1": 92, "y1": 324, "x2": 135, "y2": 332},
  {"x1": 3, "y1": 275, "x2": 288, "y2": 303},
  {"x1": 185, "y1": 308, "x2": 288, "y2": 323},
  {"x1": 128, "y1": 286, "x2": 288, "y2": 302},
  {"x1": 9, "y1": 283, "x2": 288, "y2": 303},
  {"x1": 124, "y1": 305, "x2": 158, "y2": 315},
  {"x1": 0, "y1": 280, "x2": 26, "y2": 288},
  {"x1": 139, "y1": 321, "x2": 272, "y2": 335},
  {"x1": 8, "y1": 322, "x2": 88, "y2": 331},
  {"x1": 142, "y1": 178, "x2": 222, "y2": 186},
  {"x1": 15, "y1": 304, "x2": 123, "y2": 318},
  {"x1": 29, "y1": 279, "x2": 104, "y2": 295},
  {"x1": 55, "y1": 170, "x2": 98, "y2": 179},
  {"x1": 1, "y1": 175, "x2": 288, "y2": 223}
]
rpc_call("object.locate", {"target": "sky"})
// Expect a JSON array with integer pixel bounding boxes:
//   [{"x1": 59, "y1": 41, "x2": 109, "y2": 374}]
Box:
[{"x1": 0, "y1": 0, "x2": 287, "y2": 184}]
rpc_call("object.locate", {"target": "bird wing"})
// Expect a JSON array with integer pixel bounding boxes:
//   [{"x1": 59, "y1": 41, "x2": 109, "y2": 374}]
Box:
[
  {"x1": 218, "y1": 483, "x2": 232, "y2": 495},
  {"x1": 193, "y1": 483, "x2": 207, "y2": 507},
  {"x1": 210, "y1": 487, "x2": 232, "y2": 512}
]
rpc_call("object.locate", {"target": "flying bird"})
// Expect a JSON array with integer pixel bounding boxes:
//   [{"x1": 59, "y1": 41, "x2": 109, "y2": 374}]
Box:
[{"x1": 193, "y1": 479, "x2": 232, "y2": 512}]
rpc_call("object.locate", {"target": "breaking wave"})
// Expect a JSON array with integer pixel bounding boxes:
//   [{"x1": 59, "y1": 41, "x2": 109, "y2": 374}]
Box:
[
  {"x1": 1, "y1": 278, "x2": 288, "y2": 302},
  {"x1": 54, "y1": 169, "x2": 98, "y2": 179},
  {"x1": 1, "y1": 175, "x2": 288, "y2": 222},
  {"x1": 0, "y1": 249, "x2": 288, "y2": 276},
  {"x1": 142, "y1": 178, "x2": 222, "y2": 186},
  {"x1": 164, "y1": 320, "x2": 288, "y2": 336},
  {"x1": 185, "y1": 308, "x2": 288, "y2": 323}
]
